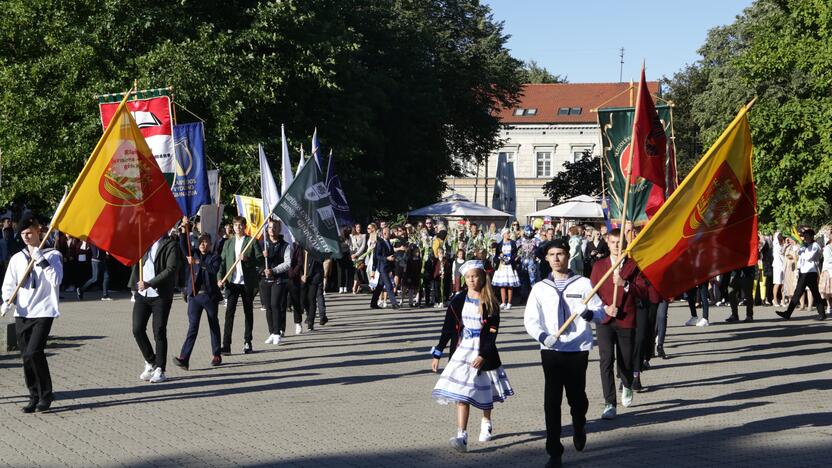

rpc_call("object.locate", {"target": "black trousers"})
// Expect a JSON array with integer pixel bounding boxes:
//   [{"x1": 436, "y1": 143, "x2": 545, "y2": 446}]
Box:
[
  {"x1": 302, "y1": 280, "x2": 322, "y2": 326},
  {"x1": 729, "y1": 272, "x2": 755, "y2": 318},
  {"x1": 223, "y1": 282, "x2": 255, "y2": 347},
  {"x1": 337, "y1": 257, "x2": 354, "y2": 289},
  {"x1": 786, "y1": 272, "x2": 826, "y2": 317},
  {"x1": 597, "y1": 323, "x2": 634, "y2": 405},
  {"x1": 180, "y1": 293, "x2": 221, "y2": 359},
  {"x1": 287, "y1": 279, "x2": 305, "y2": 324},
  {"x1": 634, "y1": 300, "x2": 657, "y2": 371},
  {"x1": 541, "y1": 350, "x2": 588, "y2": 457},
  {"x1": 260, "y1": 279, "x2": 288, "y2": 335},
  {"x1": 16, "y1": 317, "x2": 54, "y2": 402},
  {"x1": 132, "y1": 293, "x2": 173, "y2": 371}
]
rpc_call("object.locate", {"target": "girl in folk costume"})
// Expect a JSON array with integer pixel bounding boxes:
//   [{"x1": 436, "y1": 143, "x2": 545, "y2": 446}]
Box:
[
  {"x1": 430, "y1": 260, "x2": 514, "y2": 452},
  {"x1": 492, "y1": 229, "x2": 520, "y2": 310}
]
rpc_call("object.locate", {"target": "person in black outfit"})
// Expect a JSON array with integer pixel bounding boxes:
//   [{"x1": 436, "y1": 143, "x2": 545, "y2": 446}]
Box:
[
  {"x1": 727, "y1": 266, "x2": 756, "y2": 322},
  {"x1": 174, "y1": 234, "x2": 223, "y2": 368},
  {"x1": 287, "y1": 241, "x2": 306, "y2": 335},
  {"x1": 259, "y1": 220, "x2": 292, "y2": 344},
  {"x1": 302, "y1": 250, "x2": 325, "y2": 330},
  {"x1": 370, "y1": 226, "x2": 400, "y2": 309}
]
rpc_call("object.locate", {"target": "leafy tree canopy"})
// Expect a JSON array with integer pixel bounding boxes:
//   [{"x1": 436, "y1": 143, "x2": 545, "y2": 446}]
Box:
[
  {"x1": 518, "y1": 60, "x2": 567, "y2": 84},
  {"x1": 542, "y1": 151, "x2": 599, "y2": 204},
  {"x1": 0, "y1": 0, "x2": 522, "y2": 221},
  {"x1": 663, "y1": 0, "x2": 832, "y2": 229}
]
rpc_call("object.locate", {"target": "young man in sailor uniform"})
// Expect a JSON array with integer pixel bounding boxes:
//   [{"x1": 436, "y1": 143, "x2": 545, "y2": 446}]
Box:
[
  {"x1": 1, "y1": 212, "x2": 63, "y2": 413},
  {"x1": 524, "y1": 239, "x2": 609, "y2": 468}
]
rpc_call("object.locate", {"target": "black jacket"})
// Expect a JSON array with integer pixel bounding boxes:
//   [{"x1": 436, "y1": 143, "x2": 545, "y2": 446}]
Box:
[
  {"x1": 434, "y1": 290, "x2": 502, "y2": 371},
  {"x1": 129, "y1": 237, "x2": 181, "y2": 299},
  {"x1": 184, "y1": 250, "x2": 222, "y2": 302}
]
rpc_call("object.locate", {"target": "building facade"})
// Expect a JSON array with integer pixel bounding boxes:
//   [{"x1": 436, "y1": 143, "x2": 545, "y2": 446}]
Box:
[{"x1": 444, "y1": 82, "x2": 660, "y2": 221}]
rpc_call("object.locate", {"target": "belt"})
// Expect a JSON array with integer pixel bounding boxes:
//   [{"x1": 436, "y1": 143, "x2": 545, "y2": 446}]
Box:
[{"x1": 461, "y1": 328, "x2": 481, "y2": 339}]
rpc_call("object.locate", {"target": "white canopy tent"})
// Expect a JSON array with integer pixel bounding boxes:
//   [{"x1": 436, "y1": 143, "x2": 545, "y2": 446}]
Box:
[
  {"x1": 528, "y1": 195, "x2": 604, "y2": 219},
  {"x1": 408, "y1": 195, "x2": 512, "y2": 220}
]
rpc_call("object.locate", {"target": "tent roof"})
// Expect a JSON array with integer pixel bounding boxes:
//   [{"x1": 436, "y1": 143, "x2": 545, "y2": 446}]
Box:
[
  {"x1": 528, "y1": 195, "x2": 604, "y2": 219},
  {"x1": 408, "y1": 200, "x2": 512, "y2": 218}
]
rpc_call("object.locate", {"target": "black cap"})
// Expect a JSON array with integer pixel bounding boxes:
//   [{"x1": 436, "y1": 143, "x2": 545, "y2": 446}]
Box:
[
  {"x1": 540, "y1": 239, "x2": 569, "y2": 257},
  {"x1": 802, "y1": 228, "x2": 815, "y2": 237},
  {"x1": 16, "y1": 211, "x2": 40, "y2": 234}
]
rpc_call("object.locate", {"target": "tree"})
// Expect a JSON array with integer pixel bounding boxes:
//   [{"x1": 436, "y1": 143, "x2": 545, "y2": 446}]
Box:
[
  {"x1": 542, "y1": 151, "x2": 600, "y2": 204},
  {"x1": 518, "y1": 60, "x2": 567, "y2": 84},
  {"x1": 0, "y1": 0, "x2": 522, "y2": 221},
  {"x1": 662, "y1": 0, "x2": 832, "y2": 229}
]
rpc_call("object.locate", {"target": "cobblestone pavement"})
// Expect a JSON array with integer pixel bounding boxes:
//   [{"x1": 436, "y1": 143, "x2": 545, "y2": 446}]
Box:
[{"x1": 0, "y1": 291, "x2": 830, "y2": 467}]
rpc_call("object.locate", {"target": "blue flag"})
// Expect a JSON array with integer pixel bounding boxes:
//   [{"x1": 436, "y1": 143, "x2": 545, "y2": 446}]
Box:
[
  {"x1": 325, "y1": 150, "x2": 353, "y2": 230},
  {"x1": 171, "y1": 122, "x2": 211, "y2": 217}
]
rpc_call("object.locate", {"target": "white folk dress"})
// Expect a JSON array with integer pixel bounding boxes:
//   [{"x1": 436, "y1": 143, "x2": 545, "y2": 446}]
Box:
[
  {"x1": 492, "y1": 243, "x2": 520, "y2": 287},
  {"x1": 432, "y1": 298, "x2": 514, "y2": 410}
]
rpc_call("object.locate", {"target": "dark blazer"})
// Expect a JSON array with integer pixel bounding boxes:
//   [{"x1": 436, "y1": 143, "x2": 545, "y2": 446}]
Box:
[
  {"x1": 372, "y1": 237, "x2": 394, "y2": 272},
  {"x1": 218, "y1": 235, "x2": 264, "y2": 287},
  {"x1": 184, "y1": 250, "x2": 222, "y2": 302},
  {"x1": 288, "y1": 242, "x2": 304, "y2": 282},
  {"x1": 304, "y1": 254, "x2": 324, "y2": 285},
  {"x1": 434, "y1": 290, "x2": 502, "y2": 371},
  {"x1": 590, "y1": 256, "x2": 638, "y2": 329},
  {"x1": 129, "y1": 237, "x2": 181, "y2": 299}
]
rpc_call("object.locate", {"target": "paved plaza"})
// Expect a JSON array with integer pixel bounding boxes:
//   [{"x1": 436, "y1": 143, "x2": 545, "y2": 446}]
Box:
[{"x1": 0, "y1": 292, "x2": 830, "y2": 467}]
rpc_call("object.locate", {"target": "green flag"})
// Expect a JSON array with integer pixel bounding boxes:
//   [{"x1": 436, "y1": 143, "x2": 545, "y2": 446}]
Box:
[
  {"x1": 598, "y1": 105, "x2": 672, "y2": 223},
  {"x1": 272, "y1": 157, "x2": 342, "y2": 260}
]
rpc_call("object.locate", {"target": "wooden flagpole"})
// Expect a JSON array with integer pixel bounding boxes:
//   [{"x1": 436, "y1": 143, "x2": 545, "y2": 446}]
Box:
[{"x1": 219, "y1": 220, "x2": 268, "y2": 284}]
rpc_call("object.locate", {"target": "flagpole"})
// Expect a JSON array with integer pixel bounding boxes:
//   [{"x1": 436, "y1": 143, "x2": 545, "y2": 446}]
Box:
[
  {"x1": 4, "y1": 225, "x2": 59, "y2": 307},
  {"x1": 218, "y1": 220, "x2": 268, "y2": 284},
  {"x1": 184, "y1": 217, "x2": 197, "y2": 296}
]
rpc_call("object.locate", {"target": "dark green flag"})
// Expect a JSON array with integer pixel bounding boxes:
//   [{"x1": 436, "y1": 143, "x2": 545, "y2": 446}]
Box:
[
  {"x1": 597, "y1": 105, "x2": 672, "y2": 223},
  {"x1": 272, "y1": 158, "x2": 342, "y2": 260}
]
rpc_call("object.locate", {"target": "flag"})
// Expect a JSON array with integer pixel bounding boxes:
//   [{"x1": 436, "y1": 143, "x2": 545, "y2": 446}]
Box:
[
  {"x1": 171, "y1": 122, "x2": 211, "y2": 216},
  {"x1": 279, "y1": 125, "x2": 295, "y2": 243},
  {"x1": 625, "y1": 105, "x2": 758, "y2": 298},
  {"x1": 207, "y1": 169, "x2": 220, "y2": 205},
  {"x1": 666, "y1": 139, "x2": 678, "y2": 196},
  {"x1": 54, "y1": 93, "x2": 182, "y2": 265},
  {"x1": 296, "y1": 146, "x2": 306, "y2": 177},
  {"x1": 491, "y1": 153, "x2": 505, "y2": 211},
  {"x1": 273, "y1": 152, "x2": 342, "y2": 261},
  {"x1": 505, "y1": 160, "x2": 517, "y2": 217},
  {"x1": 198, "y1": 203, "x2": 225, "y2": 245},
  {"x1": 259, "y1": 144, "x2": 281, "y2": 218},
  {"x1": 630, "y1": 66, "x2": 667, "y2": 192},
  {"x1": 99, "y1": 89, "x2": 175, "y2": 181},
  {"x1": 311, "y1": 128, "x2": 324, "y2": 170},
  {"x1": 234, "y1": 194, "x2": 264, "y2": 237},
  {"x1": 325, "y1": 150, "x2": 353, "y2": 230}
]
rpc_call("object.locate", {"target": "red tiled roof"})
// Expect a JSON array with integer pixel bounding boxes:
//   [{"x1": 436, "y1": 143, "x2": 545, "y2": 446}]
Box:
[{"x1": 499, "y1": 82, "x2": 662, "y2": 124}]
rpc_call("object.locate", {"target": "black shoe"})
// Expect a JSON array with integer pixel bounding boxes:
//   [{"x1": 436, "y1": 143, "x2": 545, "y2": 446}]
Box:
[
  {"x1": 320, "y1": 317, "x2": 329, "y2": 326},
  {"x1": 391, "y1": 304, "x2": 401, "y2": 309},
  {"x1": 618, "y1": 380, "x2": 623, "y2": 391},
  {"x1": 642, "y1": 360, "x2": 651, "y2": 371},
  {"x1": 545, "y1": 456, "x2": 562, "y2": 468},
  {"x1": 744, "y1": 315, "x2": 754, "y2": 322},
  {"x1": 657, "y1": 346, "x2": 667, "y2": 359},
  {"x1": 815, "y1": 314, "x2": 826, "y2": 321},
  {"x1": 632, "y1": 376, "x2": 643, "y2": 392},
  {"x1": 573, "y1": 424, "x2": 586, "y2": 451},
  {"x1": 220, "y1": 346, "x2": 232, "y2": 356},
  {"x1": 22, "y1": 398, "x2": 38, "y2": 414},
  {"x1": 211, "y1": 355, "x2": 222, "y2": 366},
  {"x1": 775, "y1": 310, "x2": 791, "y2": 320},
  {"x1": 243, "y1": 342, "x2": 253, "y2": 354},
  {"x1": 76, "y1": 288, "x2": 83, "y2": 301},
  {"x1": 307, "y1": 323, "x2": 314, "y2": 332},
  {"x1": 35, "y1": 395, "x2": 54, "y2": 413},
  {"x1": 370, "y1": 304, "x2": 381, "y2": 309},
  {"x1": 173, "y1": 356, "x2": 189, "y2": 370},
  {"x1": 725, "y1": 315, "x2": 740, "y2": 323}
]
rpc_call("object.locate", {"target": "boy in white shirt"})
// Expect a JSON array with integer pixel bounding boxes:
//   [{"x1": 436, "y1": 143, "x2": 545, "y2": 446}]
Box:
[{"x1": 776, "y1": 228, "x2": 826, "y2": 321}]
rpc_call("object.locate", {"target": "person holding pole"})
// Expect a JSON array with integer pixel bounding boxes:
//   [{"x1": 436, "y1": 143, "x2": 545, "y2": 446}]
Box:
[
  {"x1": 589, "y1": 228, "x2": 639, "y2": 420},
  {"x1": 130, "y1": 233, "x2": 180, "y2": 384},
  {"x1": 218, "y1": 216, "x2": 264, "y2": 354},
  {"x1": 260, "y1": 219, "x2": 292, "y2": 345},
  {"x1": 1, "y1": 212, "x2": 63, "y2": 413},
  {"x1": 173, "y1": 233, "x2": 223, "y2": 369},
  {"x1": 524, "y1": 239, "x2": 608, "y2": 468}
]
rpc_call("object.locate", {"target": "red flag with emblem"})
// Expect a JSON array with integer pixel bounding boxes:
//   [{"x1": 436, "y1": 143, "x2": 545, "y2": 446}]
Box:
[{"x1": 630, "y1": 65, "x2": 667, "y2": 218}]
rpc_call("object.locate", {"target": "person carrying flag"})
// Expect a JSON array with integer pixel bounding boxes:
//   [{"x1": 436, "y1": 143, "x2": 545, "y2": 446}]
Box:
[{"x1": 218, "y1": 216, "x2": 264, "y2": 354}]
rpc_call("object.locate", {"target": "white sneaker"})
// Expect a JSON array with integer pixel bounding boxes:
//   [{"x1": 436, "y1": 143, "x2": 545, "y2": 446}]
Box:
[
  {"x1": 259, "y1": 307, "x2": 267, "y2": 311},
  {"x1": 696, "y1": 318, "x2": 710, "y2": 327},
  {"x1": 149, "y1": 367, "x2": 166, "y2": 383},
  {"x1": 139, "y1": 361, "x2": 155, "y2": 381},
  {"x1": 479, "y1": 420, "x2": 493, "y2": 442},
  {"x1": 131, "y1": 295, "x2": 136, "y2": 303},
  {"x1": 449, "y1": 433, "x2": 468, "y2": 452},
  {"x1": 505, "y1": 304, "x2": 512, "y2": 310},
  {"x1": 295, "y1": 323, "x2": 303, "y2": 335},
  {"x1": 433, "y1": 302, "x2": 443, "y2": 309},
  {"x1": 684, "y1": 317, "x2": 699, "y2": 326},
  {"x1": 264, "y1": 335, "x2": 275, "y2": 344},
  {"x1": 621, "y1": 386, "x2": 633, "y2": 407},
  {"x1": 601, "y1": 404, "x2": 616, "y2": 419},
  {"x1": 380, "y1": 299, "x2": 387, "y2": 308},
  {"x1": 273, "y1": 334, "x2": 282, "y2": 345}
]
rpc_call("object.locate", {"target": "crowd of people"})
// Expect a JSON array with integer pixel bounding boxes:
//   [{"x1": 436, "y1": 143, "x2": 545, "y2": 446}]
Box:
[{"x1": 2, "y1": 208, "x2": 830, "y2": 468}]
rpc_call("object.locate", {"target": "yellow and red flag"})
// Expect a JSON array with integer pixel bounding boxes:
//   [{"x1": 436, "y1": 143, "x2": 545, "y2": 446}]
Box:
[
  {"x1": 53, "y1": 92, "x2": 182, "y2": 266},
  {"x1": 625, "y1": 104, "x2": 758, "y2": 298}
]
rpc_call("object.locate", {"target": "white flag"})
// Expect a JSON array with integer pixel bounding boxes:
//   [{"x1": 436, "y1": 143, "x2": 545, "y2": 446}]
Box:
[
  {"x1": 279, "y1": 125, "x2": 295, "y2": 243},
  {"x1": 296, "y1": 146, "x2": 306, "y2": 177},
  {"x1": 259, "y1": 144, "x2": 281, "y2": 219}
]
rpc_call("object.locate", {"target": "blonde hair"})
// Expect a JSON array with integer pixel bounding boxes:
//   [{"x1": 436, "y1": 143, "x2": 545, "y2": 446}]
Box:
[{"x1": 468, "y1": 268, "x2": 500, "y2": 319}]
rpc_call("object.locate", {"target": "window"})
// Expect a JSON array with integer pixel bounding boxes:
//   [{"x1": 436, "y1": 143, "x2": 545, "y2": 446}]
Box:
[
  {"x1": 536, "y1": 151, "x2": 552, "y2": 177},
  {"x1": 536, "y1": 199, "x2": 553, "y2": 211},
  {"x1": 558, "y1": 107, "x2": 570, "y2": 115},
  {"x1": 498, "y1": 151, "x2": 515, "y2": 163},
  {"x1": 525, "y1": 108, "x2": 537, "y2": 115},
  {"x1": 558, "y1": 107, "x2": 583, "y2": 116},
  {"x1": 513, "y1": 108, "x2": 524, "y2": 116},
  {"x1": 570, "y1": 107, "x2": 582, "y2": 115},
  {"x1": 513, "y1": 108, "x2": 537, "y2": 116}
]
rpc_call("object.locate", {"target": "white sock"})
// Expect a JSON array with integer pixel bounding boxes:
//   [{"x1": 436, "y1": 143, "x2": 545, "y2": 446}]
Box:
[{"x1": 457, "y1": 429, "x2": 467, "y2": 438}]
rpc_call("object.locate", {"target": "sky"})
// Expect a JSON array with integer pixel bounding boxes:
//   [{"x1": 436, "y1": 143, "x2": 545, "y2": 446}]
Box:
[{"x1": 483, "y1": 0, "x2": 754, "y2": 83}]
